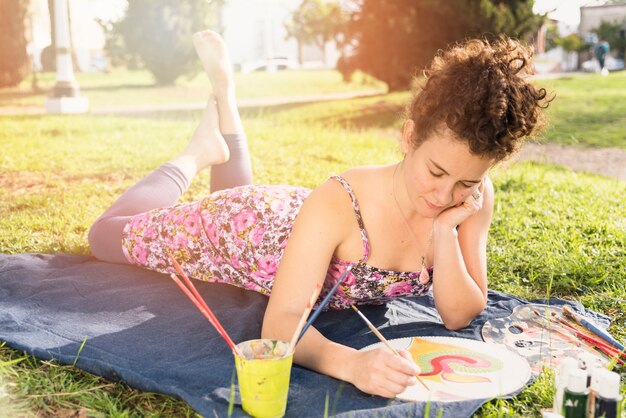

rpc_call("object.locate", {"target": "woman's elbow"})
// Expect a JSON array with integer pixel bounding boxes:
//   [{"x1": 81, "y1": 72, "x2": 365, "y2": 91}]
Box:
[
  {"x1": 261, "y1": 310, "x2": 283, "y2": 340},
  {"x1": 260, "y1": 313, "x2": 274, "y2": 340},
  {"x1": 260, "y1": 327, "x2": 271, "y2": 340},
  {"x1": 442, "y1": 318, "x2": 471, "y2": 331},
  {"x1": 441, "y1": 302, "x2": 487, "y2": 331}
]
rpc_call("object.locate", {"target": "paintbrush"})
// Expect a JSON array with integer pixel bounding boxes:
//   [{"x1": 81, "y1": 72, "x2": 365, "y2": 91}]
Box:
[
  {"x1": 562, "y1": 305, "x2": 625, "y2": 351},
  {"x1": 533, "y1": 310, "x2": 599, "y2": 351},
  {"x1": 351, "y1": 304, "x2": 429, "y2": 391},
  {"x1": 555, "y1": 315, "x2": 621, "y2": 353},
  {"x1": 288, "y1": 283, "x2": 322, "y2": 354},
  {"x1": 296, "y1": 263, "x2": 354, "y2": 342},
  {"x1": 167, "y1": 253, "x2": 242, "y2": 356},
  {"x1": 554, "y1": 311, "x2": 626, "y2": 363},
  {"x1": 533, "y1": 311, "x2": 626, "y2": 364}
]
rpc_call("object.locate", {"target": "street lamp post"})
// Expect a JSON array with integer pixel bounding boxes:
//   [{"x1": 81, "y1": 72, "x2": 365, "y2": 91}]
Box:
[{"x1": 45, "y1": 0, "x2": 88, "y2": 114}]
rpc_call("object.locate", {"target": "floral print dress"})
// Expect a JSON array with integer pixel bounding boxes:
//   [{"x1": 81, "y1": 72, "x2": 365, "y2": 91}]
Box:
[{"x1": 122, "y1": 176, "x2": 433, "y2": 310}]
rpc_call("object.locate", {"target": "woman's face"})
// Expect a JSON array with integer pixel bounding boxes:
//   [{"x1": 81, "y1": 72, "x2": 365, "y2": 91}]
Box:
[{"x1": 401, "y1": 122, "x2": 493, "y2": 218}]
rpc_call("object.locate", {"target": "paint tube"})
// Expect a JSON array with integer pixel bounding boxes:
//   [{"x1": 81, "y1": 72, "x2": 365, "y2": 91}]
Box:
[
  {"x1": 554, "y1": 357, "x2": 579, "y2": 416},
  {"x1": 592, "y1": 369, "x2": 622, "y2": 418},
  {"x1": 576, "y1": 352, "x2": 601, "y2": 387},
  {"x1": 587, "y1": 367, "x2": 604, "y2": 418},
  {"x1": 562, "y1": 368, "x2": 588, "y2": 418},
  {"x1": 577, "y1": 353, "x2": 603, "y2": 417}
]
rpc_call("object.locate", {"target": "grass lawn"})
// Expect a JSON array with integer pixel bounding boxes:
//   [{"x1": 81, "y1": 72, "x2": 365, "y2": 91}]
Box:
[
  {"x1": 0, "y1": 69, "x2": 385, "y2": 110},
  {"x1": 2, "y1": 68, "x2": 624, "y2": 149},
  {"x1": 1, "y1": 72, "x2": 625, "y2": 416},
  {"x1": 539, "y1": 71, "x2": 626, "y2": 148}
]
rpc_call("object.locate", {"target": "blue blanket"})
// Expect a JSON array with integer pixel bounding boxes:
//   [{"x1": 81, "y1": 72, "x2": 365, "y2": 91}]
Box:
[{"x1": 0, "y1": 253, "x2": 606, "y2": 417}]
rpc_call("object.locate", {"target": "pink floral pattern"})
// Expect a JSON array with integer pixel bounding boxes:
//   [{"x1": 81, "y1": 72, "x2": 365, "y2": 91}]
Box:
[{"x1": 122, "y1": 177, "x2": 432, "y2": 311}]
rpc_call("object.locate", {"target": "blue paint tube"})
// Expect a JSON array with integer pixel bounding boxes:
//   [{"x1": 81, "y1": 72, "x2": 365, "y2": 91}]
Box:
[
  {"x1": 593, "y1": 369, "x2": 622, "y2": 418},
  {"x1": 562, "y1": 368, "x2": 588, "y2": 418}
]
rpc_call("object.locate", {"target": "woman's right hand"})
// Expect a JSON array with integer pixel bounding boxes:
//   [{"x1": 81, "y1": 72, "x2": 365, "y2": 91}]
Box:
[{"x1": 348, "y1": 348, "x2": 421, "y2": 398}]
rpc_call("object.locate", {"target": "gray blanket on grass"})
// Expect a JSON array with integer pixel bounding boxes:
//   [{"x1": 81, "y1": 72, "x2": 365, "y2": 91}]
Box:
[{"x1": 0, "y1": 253, "x2": 609, "y2": 417}]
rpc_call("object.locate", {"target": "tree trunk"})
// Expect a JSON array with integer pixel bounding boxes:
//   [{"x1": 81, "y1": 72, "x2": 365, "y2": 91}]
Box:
[
  {"x1": 0, "y1": 0, "x2": 31, "y2": 87},
  {"x1": 297, "y1": 39, "x2": 303, "y2": 66}
]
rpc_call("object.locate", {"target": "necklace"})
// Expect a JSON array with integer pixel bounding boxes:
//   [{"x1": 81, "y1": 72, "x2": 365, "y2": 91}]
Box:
[{"x1": 392, "y1": 162, "x2": 432, "y2": 284}]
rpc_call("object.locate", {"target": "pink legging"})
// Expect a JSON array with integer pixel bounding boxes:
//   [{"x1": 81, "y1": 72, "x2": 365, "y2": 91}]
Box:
[{"x1": 88, "y1": 133, "x2": 251, "y2": 264}]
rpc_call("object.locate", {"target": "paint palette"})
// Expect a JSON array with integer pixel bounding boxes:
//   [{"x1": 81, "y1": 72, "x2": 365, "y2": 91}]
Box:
[
  {"x1": 360, "y1": 336, "x2": 531, "y2": 402},
  {"x1": 481, "y1": 304, "x2": 607, "y2": 375}
]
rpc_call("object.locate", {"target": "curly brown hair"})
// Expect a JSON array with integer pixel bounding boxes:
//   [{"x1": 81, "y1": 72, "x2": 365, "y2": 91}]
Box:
[{"x1": 406, "y1": 36, "x2": 552, "y2": 161}]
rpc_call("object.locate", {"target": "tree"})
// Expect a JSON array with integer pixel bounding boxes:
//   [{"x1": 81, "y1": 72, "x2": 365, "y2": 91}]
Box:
[
  {"x1": 0, "y1": 0, "x2": 31, "y2": 87},
  {"x1": 555, "y1": 34, "x2": 586, "y2": 53},
  {"x1": 285, "y1": 0, "x2": 346, "y2": 65},
  {"x1": 111, "y1": 0, "x2": 220, "y2": 84},
  {"x1": 340, "y1": 0, "x2": 543, "y2": 91}
]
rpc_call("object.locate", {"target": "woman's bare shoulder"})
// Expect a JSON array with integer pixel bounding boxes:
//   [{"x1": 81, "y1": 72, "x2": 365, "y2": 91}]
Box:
[{"x1": 338, "y1": 165, "x2": 391, "y2": 187}]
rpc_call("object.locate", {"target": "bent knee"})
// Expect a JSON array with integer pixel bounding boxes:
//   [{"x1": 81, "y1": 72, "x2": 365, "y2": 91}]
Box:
[{"x1": 88, "y1": 217, "x2": 129, "y2": 264}]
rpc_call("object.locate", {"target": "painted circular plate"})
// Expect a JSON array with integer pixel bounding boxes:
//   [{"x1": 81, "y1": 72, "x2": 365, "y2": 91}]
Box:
[{"x1": 360, "y1": 336, "x2": 531, "y2": 402}]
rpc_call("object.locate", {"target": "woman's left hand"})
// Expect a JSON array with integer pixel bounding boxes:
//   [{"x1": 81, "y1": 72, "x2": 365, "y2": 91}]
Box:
[{"x1": 434, "y1": 182, "x2": 484, "y2": 230}]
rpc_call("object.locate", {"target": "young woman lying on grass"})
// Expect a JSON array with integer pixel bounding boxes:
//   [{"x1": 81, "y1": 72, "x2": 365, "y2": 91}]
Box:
[{"x1": 89, "y1": 30, "x2": 550, "y2": 398}]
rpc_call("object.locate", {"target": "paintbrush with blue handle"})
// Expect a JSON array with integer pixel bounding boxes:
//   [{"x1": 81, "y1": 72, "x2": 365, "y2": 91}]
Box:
[
  {"x1": 562, "y1": 305, "x2": 624, "y2": 351},
  {"x1": 296, "y1": 263, "x2": 354, "y2": 342}
]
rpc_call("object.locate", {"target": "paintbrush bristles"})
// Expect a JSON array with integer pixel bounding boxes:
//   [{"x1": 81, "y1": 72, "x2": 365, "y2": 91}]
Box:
[
  {"x1": 532, "y1": 310, "x2": 626, "y2": 364},
  {"x1": 562, "y1": 305, "x2": 625, "y2": 351}
]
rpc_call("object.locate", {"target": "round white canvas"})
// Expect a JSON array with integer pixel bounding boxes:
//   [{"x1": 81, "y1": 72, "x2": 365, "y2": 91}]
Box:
[{"x1": 360, "y1": 336, "x2": 531, "y2": 402}]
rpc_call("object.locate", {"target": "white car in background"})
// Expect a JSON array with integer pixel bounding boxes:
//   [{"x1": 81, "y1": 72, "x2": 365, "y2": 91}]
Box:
[
  {"x1": 581, "y1": 55, "x2": 625, "y2": 72},
  {"x1": 238, "y1": 57, "x2": 299, "y2": 73}
]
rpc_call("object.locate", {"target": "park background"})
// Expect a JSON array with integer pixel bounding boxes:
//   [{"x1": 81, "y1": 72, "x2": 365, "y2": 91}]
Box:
[{"x1": 1, "y1": 0, "x2": 625, "y2": 416}]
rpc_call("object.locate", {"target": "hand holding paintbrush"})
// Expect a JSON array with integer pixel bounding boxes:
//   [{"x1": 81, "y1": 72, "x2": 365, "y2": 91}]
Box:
[{"x1": 351, "y1": 304, "x2": 429, "y2": 391}]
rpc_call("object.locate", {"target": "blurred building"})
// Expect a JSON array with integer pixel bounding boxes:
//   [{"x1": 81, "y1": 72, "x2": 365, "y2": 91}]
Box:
[
  {"x1": 27, "y1": 0, "x2": 340, "y2": 74},
  {"x1": 579, "y1": 3, "x2": 626, "y2": 36},
  {"x1": 580, "y1": 3, "x2": 626, "y2": 71},
  {"x1": 219, "y1": 0, "x2": 340, "y2": 72},
  {"x1": 534, "y1": 2, "x2": 626, "y2": 73},
  {"x1": 534, "y1": 19, "x2": 580, "y2": 72}
]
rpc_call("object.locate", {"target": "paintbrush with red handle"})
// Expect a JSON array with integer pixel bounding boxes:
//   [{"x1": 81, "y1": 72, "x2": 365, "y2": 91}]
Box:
[{"x1": 168, "y1": 252, "x2": 242, "y2": 356}]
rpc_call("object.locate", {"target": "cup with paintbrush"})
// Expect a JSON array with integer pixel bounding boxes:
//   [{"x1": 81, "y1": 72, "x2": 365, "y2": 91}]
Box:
[
  {"x1": 232, "y1": 279, "x2": 326, "y2": 418},
  {"x1": 233, "y1": 339, "x2": 294, "y2": 418},
  {"x1": 167, "y1": 252, "x2": 294, "y2": 417},
  {"x1": 167, "y1": 255, "x2": 354, "y2": 417}
]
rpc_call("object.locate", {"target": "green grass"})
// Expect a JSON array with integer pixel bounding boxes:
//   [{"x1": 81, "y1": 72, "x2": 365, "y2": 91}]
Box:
[
  {"x1": 0, "y1": 68, "x2": 385, "y2": 110},
  {"x1": 3, "y1": 68, "x2": 625, "y2": 149},
  {"x1": 539, "y1": 71, "x2": 626, "y2": 148},
  {"x1": 1, "y1": 75, "x2": 625, "y2": 416}
]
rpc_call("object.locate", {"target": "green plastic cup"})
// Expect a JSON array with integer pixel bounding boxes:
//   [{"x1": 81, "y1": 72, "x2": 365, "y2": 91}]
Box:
[{"x1": 234, "y1": 339, "x2": 293, "y2": 418}]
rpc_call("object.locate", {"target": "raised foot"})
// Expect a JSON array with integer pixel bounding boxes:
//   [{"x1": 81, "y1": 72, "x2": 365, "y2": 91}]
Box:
[
  {"x1": 172, "y1": 95, "x2": 229, "y2": 176},
  {"x1": 192, "y1": 30, "x2": 233, "y2": 95}
]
